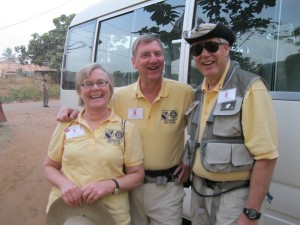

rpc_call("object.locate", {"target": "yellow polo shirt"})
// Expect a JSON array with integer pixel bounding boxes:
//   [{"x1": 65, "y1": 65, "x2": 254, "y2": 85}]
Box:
[
  {"x1": 192, "y1": 61, "x2": 279, "y2": 181},
  {"x1": 110, "y1": 77, "x2": 194, "y2": 170},
  {"x1": 46, "y1": 110, "x2": 143, "y2": 225}
]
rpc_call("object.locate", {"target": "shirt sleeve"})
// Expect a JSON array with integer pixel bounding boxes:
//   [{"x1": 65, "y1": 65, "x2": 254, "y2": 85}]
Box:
[
  {"x1": 242, "y1": 79, "x2": 279, "y2": 160},
  {"x1": 48, "y1": 122, "x2": 69, "y2": 162}
]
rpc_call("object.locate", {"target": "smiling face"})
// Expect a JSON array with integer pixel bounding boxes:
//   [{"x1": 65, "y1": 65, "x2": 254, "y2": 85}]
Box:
[
  {"x1": 78, "y1": 68, "x2": 112, "y2": 111},
  {"x1": 192, "y1": 37, "x2": 230, "y2": 84},
  {"x1": 132, "y1": 40, "x2": 164, "y2": 83}
]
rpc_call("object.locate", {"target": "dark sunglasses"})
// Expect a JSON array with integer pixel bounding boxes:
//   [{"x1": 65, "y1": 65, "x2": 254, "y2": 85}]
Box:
[{"x1": 190, "y1": 41, "x2": 224, "y2": 57}]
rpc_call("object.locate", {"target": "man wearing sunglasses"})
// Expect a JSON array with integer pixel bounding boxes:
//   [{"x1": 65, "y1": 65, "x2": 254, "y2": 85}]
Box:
[{"x1": 182, "y1": 22, "x2": 278, "y2": 225}]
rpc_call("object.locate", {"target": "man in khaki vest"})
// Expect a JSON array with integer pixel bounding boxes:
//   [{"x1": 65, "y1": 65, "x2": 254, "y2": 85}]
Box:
[{"x1": 182, "y1": 22, "x2": 279, "y2": 225}]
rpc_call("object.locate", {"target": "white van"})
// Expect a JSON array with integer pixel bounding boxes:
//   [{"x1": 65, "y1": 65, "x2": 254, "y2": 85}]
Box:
[{"x1": 60, "y1": 0, "x2": 300, "y2": 224}]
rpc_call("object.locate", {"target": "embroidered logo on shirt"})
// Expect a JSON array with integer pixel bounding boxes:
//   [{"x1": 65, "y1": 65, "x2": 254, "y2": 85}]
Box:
[
  {"x1": 161, "y1": 110, "x2": 178, "y2": 124},
  {"x1": 105, "y1": 129, "x2": 124, "y2": 144}
]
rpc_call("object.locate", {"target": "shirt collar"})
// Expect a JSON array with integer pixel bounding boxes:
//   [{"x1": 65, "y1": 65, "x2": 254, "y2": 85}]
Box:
[
  {"x1": 77, "y1": 108, "x2": 119, "y2": 124},
  {"x1": 132, "y1": 76, "x2": 169, "y2": 99}
]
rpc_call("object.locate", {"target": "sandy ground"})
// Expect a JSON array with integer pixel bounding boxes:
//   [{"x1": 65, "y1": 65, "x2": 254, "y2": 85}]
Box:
[{"x1": 0, "y1": 99, "x2": 60, "y2": 225}]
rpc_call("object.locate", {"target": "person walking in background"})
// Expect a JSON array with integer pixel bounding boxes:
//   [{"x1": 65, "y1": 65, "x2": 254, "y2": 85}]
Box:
[
  {"x1": 43, "y1": 63, "x2": 144, "y2": 225},
  {"x1": 41, "y1": 78, "x2": 49, "y2": 107},
  {"x1": 181, "y1": 22, "x2": 279, "y2": 225},
  {"x1": 56, "y1": 34, "x2": 195, "y2": 225}
]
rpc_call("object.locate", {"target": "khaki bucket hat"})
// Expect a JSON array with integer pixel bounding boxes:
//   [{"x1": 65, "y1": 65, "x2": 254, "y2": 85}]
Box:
[{"x1": 46, "y1": 197, "x2": 117, "y2": 225}]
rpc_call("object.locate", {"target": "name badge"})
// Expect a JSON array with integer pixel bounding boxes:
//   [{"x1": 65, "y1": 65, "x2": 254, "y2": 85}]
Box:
[
  {"x1": 65, "y1": 125, "x2": 85, "y2": 139},
  {"x1": 217, "y1": 88, "x2": 236, "y2": 103},
  {"x1": 128, "y1": 108, "x2": 144, "y2": 119}
]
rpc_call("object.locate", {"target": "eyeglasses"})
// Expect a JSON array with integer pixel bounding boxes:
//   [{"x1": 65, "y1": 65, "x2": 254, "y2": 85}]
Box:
[
  {"x1": 81, "y1": 79, "x2": 109, "y2": 89},
  {"x1": 190, "y1": 41, "x2": 224, "y2": 57}
]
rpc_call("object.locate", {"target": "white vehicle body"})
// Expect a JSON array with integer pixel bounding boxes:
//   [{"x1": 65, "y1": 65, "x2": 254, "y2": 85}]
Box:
[{"x1": 60, "y1": 0, "x2": 300, "y2": 224}]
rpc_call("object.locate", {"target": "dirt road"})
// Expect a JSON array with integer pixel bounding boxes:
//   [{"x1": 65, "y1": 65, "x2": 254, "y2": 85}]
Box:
[{"x1": 0, "y1": 100, "x2": 60, "y2": 225}]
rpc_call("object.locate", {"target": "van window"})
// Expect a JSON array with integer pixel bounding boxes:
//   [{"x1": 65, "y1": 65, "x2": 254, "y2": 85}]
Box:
[
  {"x1": 62, "y1": 19, "x2": 96, "y2": 90},
  {"x1": 95, "y1": 0, "x2": 186, "y2": 87},
  {"x1": 188, "y1": 0, "x2": 300, "y2": 92}
]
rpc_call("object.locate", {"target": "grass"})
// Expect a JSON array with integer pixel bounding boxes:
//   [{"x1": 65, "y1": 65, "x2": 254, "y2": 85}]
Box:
[{"x1": 0, "y1": 75, "x2": 60, "y2": 103}]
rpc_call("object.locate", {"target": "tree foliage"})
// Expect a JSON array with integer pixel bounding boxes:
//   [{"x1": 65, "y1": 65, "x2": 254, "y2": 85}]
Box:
[
  {"x1": 137, "y1": 3, "x2": 185, "y2": 43},
  {"x1": 16, "y1": 14, "x2": 75, "y2": 71},
  {"x1": 15, "y1": 45, "x2": 29, "y2": 65},
  {"x1": 1, "y1": 48, "x2": 17, "y2": 62},
  {"x1": 196, "y1": 0, "x2": 276, "y2": 35},
  {"x1": 136, "y1": 0, "x2": 276, "y2": 43}
]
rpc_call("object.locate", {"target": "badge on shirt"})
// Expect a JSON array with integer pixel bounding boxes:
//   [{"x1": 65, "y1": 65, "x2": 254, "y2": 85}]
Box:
[
  {"x1": 161, "y1": 110, "x2": 177, "y2": 124},
  {"x1": 105, "y1": 128, "x2": 124, "y2": 144},
  {"x1": 217, "y1": 88, "x2": 236, "y2": 104},
  {"x1": 65, "y1": 125, "x2": 85, "y2": 139},
  {"x1": 220, "y1": 101, "x2": 236, "y2": 111},
  {"x1": 128, "y1": 108, "x2": 143, "y2": 119}
]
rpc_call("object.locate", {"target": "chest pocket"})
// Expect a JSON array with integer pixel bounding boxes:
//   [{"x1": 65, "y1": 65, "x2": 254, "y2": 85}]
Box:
[
  {"x1": 201, "y1": 97, "x2": 254, "y2": 172},
  {"x1": 212, "y1": 97, "x2": 242, "y2": 137}
]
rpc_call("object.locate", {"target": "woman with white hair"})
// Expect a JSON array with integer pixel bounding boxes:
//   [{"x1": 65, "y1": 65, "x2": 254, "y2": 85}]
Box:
[{"x1": 43, "y1": 63, "x2": 144, "y2": 225}]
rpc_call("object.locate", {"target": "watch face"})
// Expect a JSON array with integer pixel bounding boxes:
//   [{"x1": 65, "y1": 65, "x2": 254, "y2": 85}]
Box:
[
  {"x1": 114, "y1": 188, "x2": 120, "y2": 194},
  {"x1": 244, "y1": 208, "x2": 261, "y2": 220},
  {"x1": 248, "y1": 209, "x2": 257, "y2": 219}
]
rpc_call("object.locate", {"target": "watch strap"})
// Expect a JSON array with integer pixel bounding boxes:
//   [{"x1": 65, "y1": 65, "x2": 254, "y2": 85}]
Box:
[
  {"x1": 112, "y1": 179, "x2": 120, "y2": 194},
  {"x1": 243, "y1": 207, "x2": 261, "y2": 220}
]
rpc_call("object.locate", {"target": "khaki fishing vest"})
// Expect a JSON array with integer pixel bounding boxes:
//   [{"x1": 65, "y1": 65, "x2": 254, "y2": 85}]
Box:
[{"x1": 183, "y1": 62, "x2": 262, "y2": 172}]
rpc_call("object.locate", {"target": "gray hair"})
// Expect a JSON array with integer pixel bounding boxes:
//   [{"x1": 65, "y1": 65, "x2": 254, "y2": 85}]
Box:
[
  {"x1": 75, "y1": 63, "x2": 114, "y2": 106},
  {"x1": 219, "y1": 38, "x2": 229, "y2": 45},
  {"x1": 131, "y1": 34, "x2": 164, "y2": 56}
]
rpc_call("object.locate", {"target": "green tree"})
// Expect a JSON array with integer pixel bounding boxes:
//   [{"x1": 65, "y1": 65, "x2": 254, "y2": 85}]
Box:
[
  {"x1": 15, "y1": 45, "x2": 29, "y2": 65},
  {"x1": 1, "y1": 48, "x2": 17, "y2": 62},
  {"x1": 27, "y1": 14, "x2": 75, "y2": 71}
]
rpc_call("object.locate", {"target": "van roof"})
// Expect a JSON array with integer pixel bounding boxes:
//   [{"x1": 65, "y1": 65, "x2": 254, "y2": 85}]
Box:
[{"x1": 70, "y1": 0, "x2": 150, "y2": 27}]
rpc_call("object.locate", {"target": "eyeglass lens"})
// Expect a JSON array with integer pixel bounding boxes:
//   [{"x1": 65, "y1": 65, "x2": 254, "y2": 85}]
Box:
[
  {"x1": 190, "y1": 42, "x2": 222, "y2": 57},
  {"x1": 82, "y1": 80, "x2": 108, "y2": 88}
]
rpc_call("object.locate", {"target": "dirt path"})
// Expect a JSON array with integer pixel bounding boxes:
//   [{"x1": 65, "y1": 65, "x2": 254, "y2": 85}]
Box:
[{"x1": 0, "y1": 99, "x2": 60, "y2": 225}]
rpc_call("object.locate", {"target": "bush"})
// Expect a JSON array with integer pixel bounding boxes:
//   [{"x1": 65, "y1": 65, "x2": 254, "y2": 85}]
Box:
[
  {"x1": 0, "y1": 76, "x2": 60, "y2": 103},
  {"x1": 9, "y1": 85, "x2": 40, "y2": 101}
]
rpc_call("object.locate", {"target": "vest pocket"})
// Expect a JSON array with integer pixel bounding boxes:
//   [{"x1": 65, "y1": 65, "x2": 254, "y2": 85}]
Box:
[
  {"x1": 201, "y1": 142, "x2": 254, "y2": 172},
  {"x1": 212, "y1": 97, "x2": 242, "y2": 137},
  {"x1": 231, "y1": 144, "x2": 254, "y2": 167}
]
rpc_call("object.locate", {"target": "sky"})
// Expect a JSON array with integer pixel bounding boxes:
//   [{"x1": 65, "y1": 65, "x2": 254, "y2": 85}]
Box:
[{"x1": 0, "y1": 0, "x2": 101, "y2": 56}]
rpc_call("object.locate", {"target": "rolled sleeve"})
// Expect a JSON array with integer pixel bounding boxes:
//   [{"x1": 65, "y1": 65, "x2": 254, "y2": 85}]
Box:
[{"x1": 242, "y1": 80, "x2": 279, "y2": 160}]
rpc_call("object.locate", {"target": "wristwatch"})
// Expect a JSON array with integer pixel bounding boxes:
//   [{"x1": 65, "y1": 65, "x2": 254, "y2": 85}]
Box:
[
  {"x1": 112, "y1": 179, "x2": 120, "y2": 195},
  {"x1": 243, "y1": 207, "x2": 261, "y2": 220}
]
